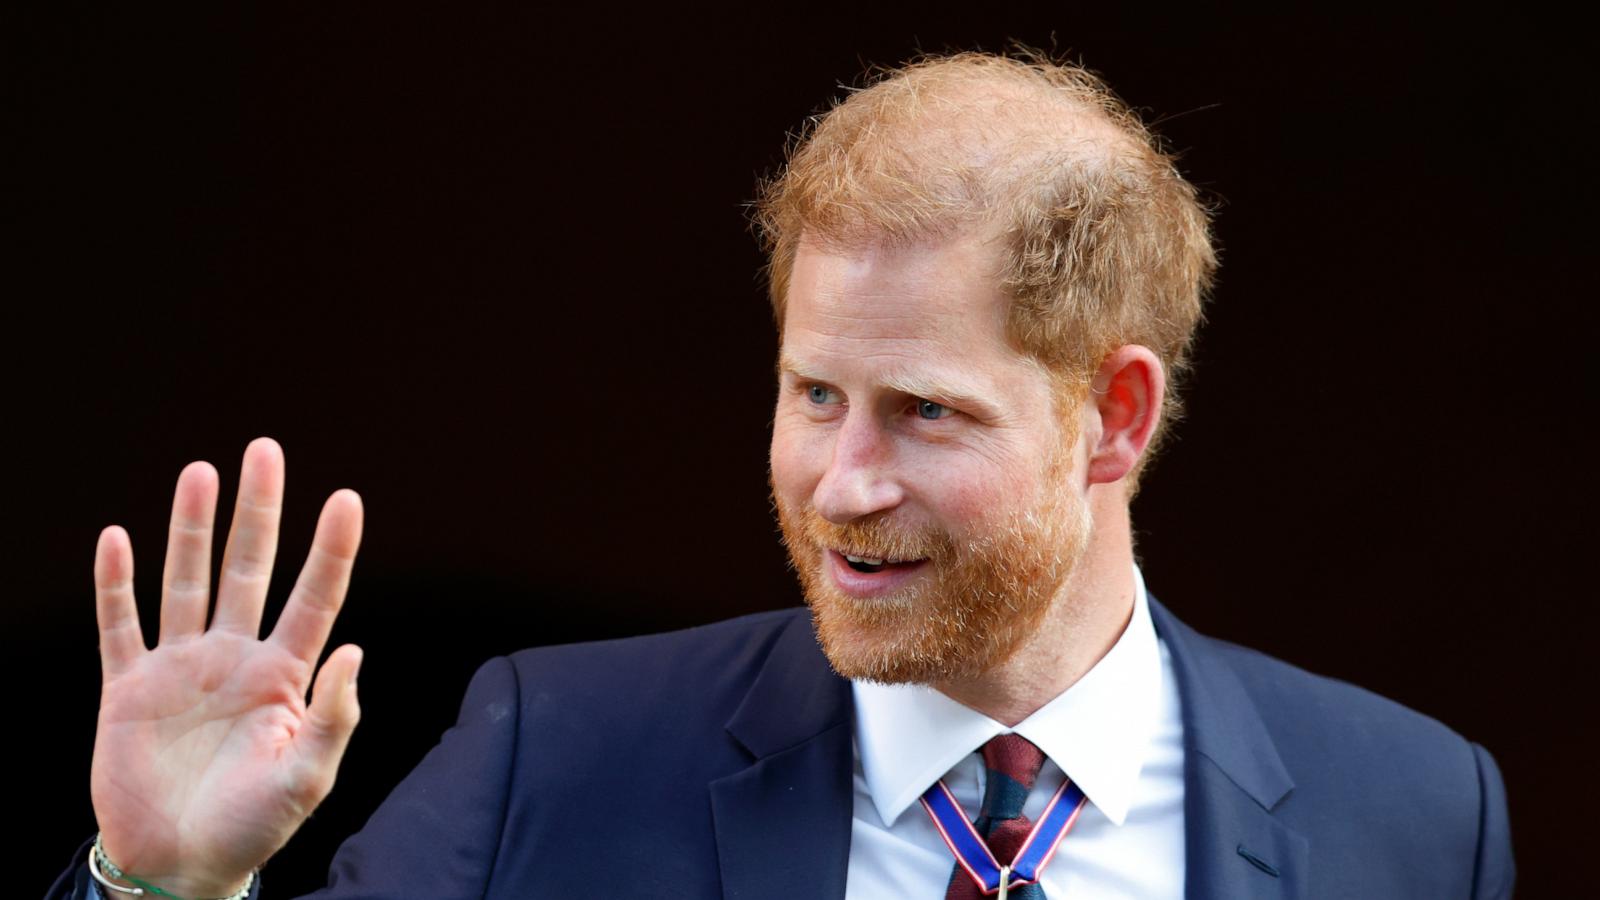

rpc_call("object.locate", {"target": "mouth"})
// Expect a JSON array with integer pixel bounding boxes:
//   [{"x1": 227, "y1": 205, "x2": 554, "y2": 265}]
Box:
[
  {"x1": 825, "y1": 548, "x2": 931, "y2": 597},
  {"x1": 840, "y1": 552, "x2": 913, "y2": 573}
]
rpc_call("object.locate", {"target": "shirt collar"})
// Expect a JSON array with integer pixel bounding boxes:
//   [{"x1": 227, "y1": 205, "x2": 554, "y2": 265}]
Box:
[{"x1": 851, "y1": 564, "x2": 1165, "y2": 828}]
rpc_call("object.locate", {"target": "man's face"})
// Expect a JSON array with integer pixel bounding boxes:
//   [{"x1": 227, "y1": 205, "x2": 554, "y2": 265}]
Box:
[{"x1": 770, "y1": 232, "x2": 1092, "y2": 684}]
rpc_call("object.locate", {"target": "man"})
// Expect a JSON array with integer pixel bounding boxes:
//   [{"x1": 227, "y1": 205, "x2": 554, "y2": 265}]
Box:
[{"x1": 54, "y1": 51, "x2": 1512, "y2": 898}]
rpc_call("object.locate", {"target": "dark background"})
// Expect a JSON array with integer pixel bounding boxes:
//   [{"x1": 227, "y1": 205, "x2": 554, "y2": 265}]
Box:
[{"x1": 11, "y1": 5, "x2": 1587, "y2": 896}]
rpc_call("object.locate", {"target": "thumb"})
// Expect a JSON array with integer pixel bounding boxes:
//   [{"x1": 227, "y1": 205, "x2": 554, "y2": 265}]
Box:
[{"x1": 295, "y1": 644, "x2": 363, "y2": 802}]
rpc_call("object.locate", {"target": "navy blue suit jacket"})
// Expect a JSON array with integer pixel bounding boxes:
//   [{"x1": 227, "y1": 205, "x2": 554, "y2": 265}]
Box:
[{"x1": 54, "y1": 597, "x2": 1514, "y2": 898}]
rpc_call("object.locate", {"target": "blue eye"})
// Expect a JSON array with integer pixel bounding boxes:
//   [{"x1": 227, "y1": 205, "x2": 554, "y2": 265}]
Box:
[
  {"x1": 807, "y1": 384, "x2": 838, "y2": 405},
  {"x1": 917, "y1": 399, "x2": 952, "y2": 420}
]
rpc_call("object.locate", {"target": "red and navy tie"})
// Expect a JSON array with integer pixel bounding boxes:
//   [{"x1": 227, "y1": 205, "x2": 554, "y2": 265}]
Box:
[{"x1": 944, "y1": 734, "x2": 1049, "y2": 899}]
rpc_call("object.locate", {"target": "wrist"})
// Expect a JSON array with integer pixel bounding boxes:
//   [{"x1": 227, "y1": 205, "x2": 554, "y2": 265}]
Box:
[{"x1": 91, "y1": 835, "x2": 255, "y2": 900}]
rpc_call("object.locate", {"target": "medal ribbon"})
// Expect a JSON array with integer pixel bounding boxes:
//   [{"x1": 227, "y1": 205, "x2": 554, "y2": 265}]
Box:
[{"x1": 919, "y1": 776, "x2": 1089, "y2": 897}]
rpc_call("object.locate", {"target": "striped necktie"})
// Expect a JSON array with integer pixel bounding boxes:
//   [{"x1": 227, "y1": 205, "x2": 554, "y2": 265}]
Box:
[{"x1": 944, "y1": 734, "x2": 1049, "y2": 899}]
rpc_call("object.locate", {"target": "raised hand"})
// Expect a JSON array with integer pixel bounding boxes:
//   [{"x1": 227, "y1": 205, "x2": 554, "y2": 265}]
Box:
[{"x1": 90, "y1": 438, "x2": 364, "y2": 898}]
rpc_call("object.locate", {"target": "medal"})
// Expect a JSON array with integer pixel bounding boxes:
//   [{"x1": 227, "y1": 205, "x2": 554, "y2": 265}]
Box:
[{"x1": 919, "y1": 776, "x2": 1089, "y2": 897}]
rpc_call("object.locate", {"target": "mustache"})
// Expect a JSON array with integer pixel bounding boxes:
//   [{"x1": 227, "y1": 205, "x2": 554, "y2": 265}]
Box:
[{"x1": 786, "y1": 504, "x2": 954, "y2": 562}]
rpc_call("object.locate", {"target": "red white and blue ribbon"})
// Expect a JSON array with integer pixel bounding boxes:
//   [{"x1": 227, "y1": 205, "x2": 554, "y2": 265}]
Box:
[{"x1": 919, "y1": 776, "x2": 1089, "y2": 897}]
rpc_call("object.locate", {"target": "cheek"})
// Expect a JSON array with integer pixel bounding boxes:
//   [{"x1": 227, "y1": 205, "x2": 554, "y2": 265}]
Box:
[
  {"x1": 900, "y1": 442, "x2": 1037, "y2": 529},
  {"x1": 769, "y1": 418, "x2": 825, "y2": 502}
]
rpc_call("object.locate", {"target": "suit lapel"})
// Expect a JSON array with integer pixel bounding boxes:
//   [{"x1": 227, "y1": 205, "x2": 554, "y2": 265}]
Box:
[
  {"x1": 1185, "y1": 755, "x2": 1309, "y2": 900},
  {"x1": 710, "y1": 613, "x2": 854, "y2": 900},
  {"x1": 1148, "y1": 597, "x2": 1309, "y2": 899}
]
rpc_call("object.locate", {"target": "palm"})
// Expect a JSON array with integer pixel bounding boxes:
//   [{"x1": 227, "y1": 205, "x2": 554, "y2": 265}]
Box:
[
  {"x1": 95, "y1": 636, "x2": 310, "y2": 871},
  {"x1": 90, "y1": 439, "x2": 364, "y2": 896}
]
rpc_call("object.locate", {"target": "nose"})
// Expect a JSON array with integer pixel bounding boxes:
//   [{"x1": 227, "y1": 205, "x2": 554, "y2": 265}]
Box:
[{"x1": 812, "y1": 408, "x2": 905, "y2": 523}]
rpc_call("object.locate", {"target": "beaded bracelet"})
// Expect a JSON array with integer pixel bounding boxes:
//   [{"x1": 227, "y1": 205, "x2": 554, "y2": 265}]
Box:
[{"x1": 87, "y1": 835, "x2": 255, "y2": 900}]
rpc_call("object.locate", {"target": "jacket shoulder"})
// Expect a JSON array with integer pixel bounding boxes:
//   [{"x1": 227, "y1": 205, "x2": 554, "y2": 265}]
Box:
[
  {"x1": 1196, "y1": 629, "x2": 1476, "y2": 761},
  {"x1": 503, "y1": 607, "x2": 808, "y2": 706},
  {"x1": 486, "y1": 607, "x2": 821, "y2": 764},
  {"x1": 470, "y1": 608, "x2": 828, "y2": 895},
  {"x1": 1168, "y1": 615, "x2": 1513, "y2": 896}
]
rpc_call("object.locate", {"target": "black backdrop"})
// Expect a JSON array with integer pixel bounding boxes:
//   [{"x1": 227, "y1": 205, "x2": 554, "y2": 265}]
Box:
[{"x1": 12, "y1": 6, "x2": 1587, "y2": 896}]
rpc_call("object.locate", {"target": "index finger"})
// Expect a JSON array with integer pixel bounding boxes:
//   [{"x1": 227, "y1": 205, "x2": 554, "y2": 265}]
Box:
[{"x1": 268, "y1": 489, "x2": 363, "y2": 665}]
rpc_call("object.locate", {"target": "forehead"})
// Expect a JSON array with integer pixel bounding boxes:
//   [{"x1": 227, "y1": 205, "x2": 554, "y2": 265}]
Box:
[{"x1": 780, "y1": 232, "x2": 1018, "y2": 375}]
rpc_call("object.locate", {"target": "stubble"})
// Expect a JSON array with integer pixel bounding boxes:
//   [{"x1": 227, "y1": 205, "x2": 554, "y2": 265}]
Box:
[{"x1": 772, "y1": 447, "x2": 1091, "y2": 684}]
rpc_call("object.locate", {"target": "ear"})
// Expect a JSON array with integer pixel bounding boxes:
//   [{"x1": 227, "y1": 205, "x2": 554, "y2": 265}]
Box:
[{"x1": 1084, "y1": 345, "x2": 1165, "y2": 486}]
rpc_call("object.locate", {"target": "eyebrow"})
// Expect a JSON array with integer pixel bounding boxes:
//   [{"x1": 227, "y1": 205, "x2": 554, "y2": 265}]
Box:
[{"x1": 778, "y1": 353, "x2": 1003, "y2": 419}]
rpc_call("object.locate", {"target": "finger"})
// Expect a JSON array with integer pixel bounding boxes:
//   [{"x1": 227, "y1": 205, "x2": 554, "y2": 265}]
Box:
[
  {"x1": 95, "y1": 526, "x2": 146, "y2": 677},
  {"x1": 291, "y1": 643, "x2": 363, "y2": 808},
  {"x1": 211, "y1": 438, "x2": 285, "y2": 636},
  {"x1": 269, "y1": 489, "x2": 363, "y2": 665},
  {"x1": 158, "y1": 461, "x2": 220, "y2": 643}
]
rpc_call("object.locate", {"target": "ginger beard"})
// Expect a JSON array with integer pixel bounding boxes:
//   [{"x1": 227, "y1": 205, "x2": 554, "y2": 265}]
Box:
[{"x1": 773, "y1": 439, "x2": 1092, "y2": 684}]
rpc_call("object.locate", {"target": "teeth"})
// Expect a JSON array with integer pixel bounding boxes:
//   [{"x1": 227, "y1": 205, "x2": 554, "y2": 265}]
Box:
[{"x1": 845, "y1": 554, "x2": 885, "y2": 566}]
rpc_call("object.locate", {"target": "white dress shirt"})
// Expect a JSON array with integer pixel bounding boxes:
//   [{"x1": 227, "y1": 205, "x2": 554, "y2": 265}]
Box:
[{"x1": 845, "y1": 565, "x2": 1186, "y2": 898}]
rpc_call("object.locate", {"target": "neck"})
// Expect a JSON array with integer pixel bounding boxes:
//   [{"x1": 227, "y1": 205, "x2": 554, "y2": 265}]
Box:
[{"x1": 931, "y1": 490, "x2": 1137, "y2": 726}]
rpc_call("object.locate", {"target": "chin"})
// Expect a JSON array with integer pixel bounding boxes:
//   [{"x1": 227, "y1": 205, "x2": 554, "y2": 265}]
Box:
[{"x1": 804, "y1": 585, "x2": 1030, "y2": 685}]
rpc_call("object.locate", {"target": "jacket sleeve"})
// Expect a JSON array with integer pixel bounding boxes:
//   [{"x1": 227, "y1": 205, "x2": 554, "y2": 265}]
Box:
[
  {"x1": 44, "y1": 838, "x2": 100, "y2": 900},
  {"x1": 1469, "y1": 742, "x2": 1515, "y2": 900},
  {"x1": 296, "y1": 655, "x2": 521, "y2": 899}
]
